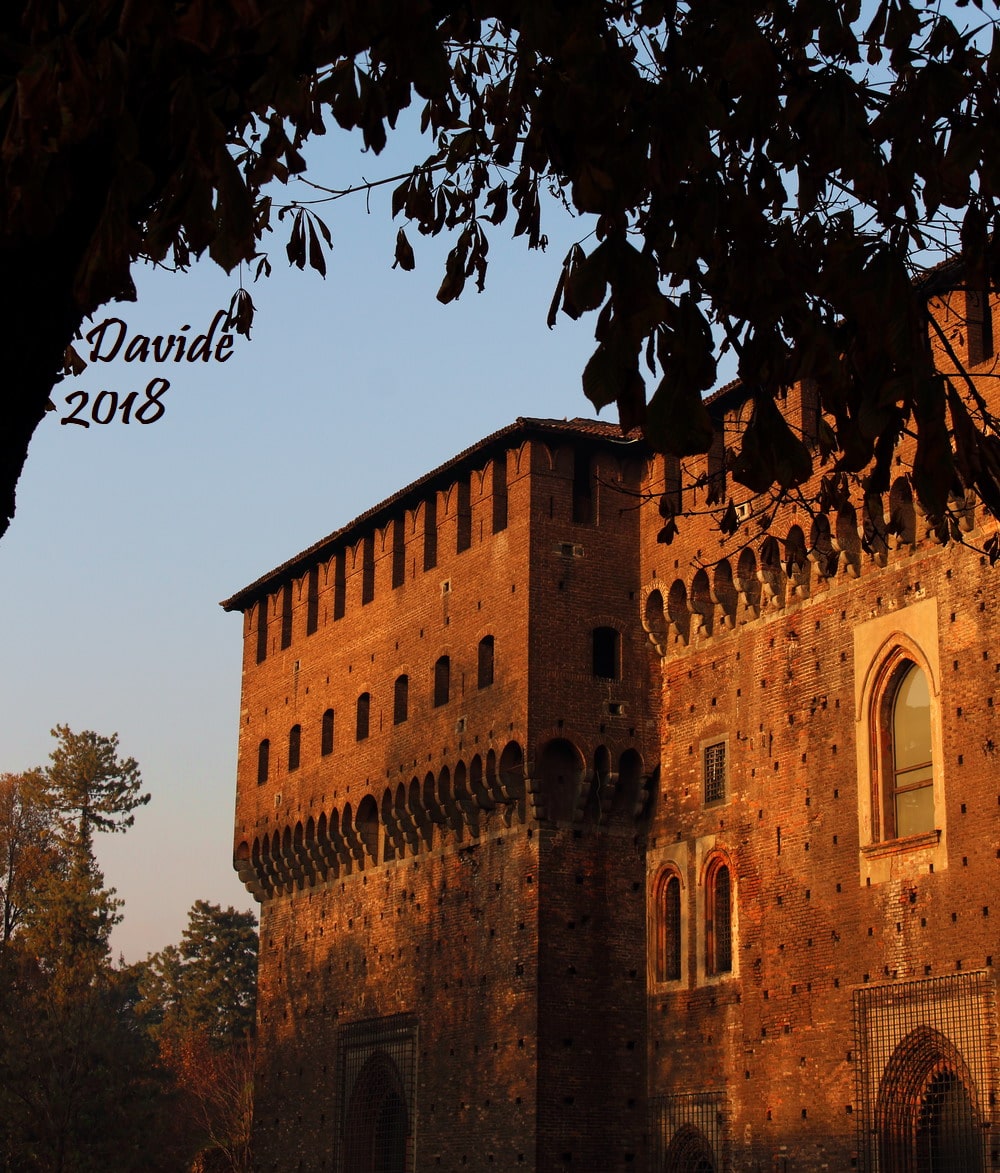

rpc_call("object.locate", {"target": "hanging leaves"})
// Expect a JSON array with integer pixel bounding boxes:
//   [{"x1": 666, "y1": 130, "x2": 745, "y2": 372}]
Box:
[{"x1": 3, "y1": 0, "x2": 1000, "y2": 541}]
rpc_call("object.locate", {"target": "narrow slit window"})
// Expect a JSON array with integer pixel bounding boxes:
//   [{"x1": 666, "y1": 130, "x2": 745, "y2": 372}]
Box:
[
  {"x1": 966, "y1": 286, "x2": 994, "y2": 366},
  {"x1": 257, "y1": 739, "x2": 270, "y2": 785},
  {"x1": 663, "y1": 453, "x2": 682, "y2": 515},
  {"x1": 492, "y1": 455, "x2": 508, "y2": 533},
  {"x1": 356, "y1": 693, "x2": 371, "y2": 741},
  {"x1": 434, "y1": 656, "x2": 450, "y2": 707},
  {"x1": 478, "y1": 636, "x2": 495, "y2": 689},
  {"x1": 456, "y1": 478, "x2": 472, "y2": 553},
  {"x1": 333, "y1": 551, "x2": 346, "y2": 621},
  {"x1": 362, "y1": 534, "x2": 375, "y2": 605},
  {"x1": 321, "y1": 709, "x2": 335, "y2": 756},
  {"x1": 280, "y1": 583, "x2": 293, "y2": 649},
  {"x1": 255, "y1": 599, "x2": 269, "y2": 664},
  {"x1": 392, "y1": 517, "x2": 406, "y2": 589},
  {"x1": 423, "y1": 495, "x2": 438, "y2": 571},
  {"x1": 707, "y1": 427, "x2": 726, "y2": 504},
  {"x1": 306, "y1": 565, "x2": 319, "y2": 635},
  {"x1": 394, "y1": 675, "x2": 409, "y2": 725},
  {"x1": 572, "y1": 449, "x2": 594, "y2": 523},
  {"x1": 288, "y1": 724, "x2": 301, "y2": 772}
]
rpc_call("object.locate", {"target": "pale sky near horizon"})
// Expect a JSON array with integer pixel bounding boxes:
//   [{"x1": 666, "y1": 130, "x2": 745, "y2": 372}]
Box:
[{"x1": 0, "y1": 126, "x2": 616, "y2": 961}]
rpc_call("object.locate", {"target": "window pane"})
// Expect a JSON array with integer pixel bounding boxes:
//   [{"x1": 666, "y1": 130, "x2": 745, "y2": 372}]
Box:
[
  {"x1": 896, "y1": 782, "x2": 934, "y2": 839},
  {"x1": 664, "y1": 876, "x2": 681, "y2": 981},
  {"x1": 893, "y1": 664, "x2": 932, "y2": 772},
  {"x1": 714, "y1": 865, "x2": 732, "y2": 973},
  {"x1": 704, "y1": 742, "x2": 726, "y2": 803}
]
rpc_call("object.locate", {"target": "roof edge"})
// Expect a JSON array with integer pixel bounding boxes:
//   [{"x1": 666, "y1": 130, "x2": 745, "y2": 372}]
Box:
[{"x1": 220, "y1": 416, "x2": 638, "y2": 612}]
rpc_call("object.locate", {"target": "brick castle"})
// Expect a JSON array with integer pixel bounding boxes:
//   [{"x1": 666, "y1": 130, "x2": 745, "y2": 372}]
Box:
[{"x1": 223, "y1": 287, "x2": 1000, "y2": 1172}]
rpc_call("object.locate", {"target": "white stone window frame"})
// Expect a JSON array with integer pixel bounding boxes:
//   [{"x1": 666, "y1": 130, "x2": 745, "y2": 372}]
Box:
[{"x1": 853, "y1": 598, "x2": 947, "y2": 886}]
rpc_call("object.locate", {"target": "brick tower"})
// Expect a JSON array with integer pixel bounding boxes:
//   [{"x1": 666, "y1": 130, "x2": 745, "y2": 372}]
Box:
[{"x1": 223, "y1": 418, "x2": 658, "y2": 1171}]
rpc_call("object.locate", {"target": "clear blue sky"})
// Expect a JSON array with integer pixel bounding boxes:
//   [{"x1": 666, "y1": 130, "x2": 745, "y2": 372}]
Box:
[{"x1": 0, "y1": 127, "x2": 612, "y2": 960}]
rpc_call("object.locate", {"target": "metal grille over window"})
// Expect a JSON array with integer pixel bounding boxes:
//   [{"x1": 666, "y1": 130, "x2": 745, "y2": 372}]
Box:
[
  {"x1": 704, "y1": 742, "x2": 726, "y2": 803},
  {"x1": 649, "y1": 1090, "x2": 724, "y2": 1173},
  {"x1": 712, "y1": 865, "x2": 732, "y2": 974},
  {"x1": 663, "y1": 874, "x2": 682, "y2": 982},
  {"x1": 337, "y1": 1014, "x2": 418, "y2": 1173},
  {"x1": 853, "y1": 971, "x2": 997, "y2": 1173}
]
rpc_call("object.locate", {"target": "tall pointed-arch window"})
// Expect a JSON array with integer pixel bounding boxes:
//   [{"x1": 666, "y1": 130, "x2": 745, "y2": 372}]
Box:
[
  {"x1": 257, "y1": 739, "x2": 270, "y2": 785},
  {"x1": 654, "y1": 868, "x2": 682, "y2": 983},
  {"x1": 879, "y1": 660, "x2": 935, "y2": 840},
  {"x1": 705, "y1": 857, "x2": 733, "y2": 976},
  {"x1": 321, "y1": 709, "x2": 335, "y2": 756}
]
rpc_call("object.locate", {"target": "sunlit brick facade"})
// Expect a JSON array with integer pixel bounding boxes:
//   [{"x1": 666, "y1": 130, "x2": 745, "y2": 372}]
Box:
[{"x1": 226, "y1": 292, "x2": 1000, "y2": 1172}]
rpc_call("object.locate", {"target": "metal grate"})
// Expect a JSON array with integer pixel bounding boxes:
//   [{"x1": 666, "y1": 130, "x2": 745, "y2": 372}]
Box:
[
  {"x1": 337, "y1": 1014, "x2": 418, "y2": 1173},
  {"x1": 853, "y1": 971, "x2": 997, "y2": 1173},
  {"x1": 704, "y1": 742, "x2": 726, "y2": 803},
  {"x1": 650, "y1": 1090, "x2": 726, "y2": 1172},
  {"x1": 713, "y1": 866, "x2": 732, "y2": 974},
  {"x1": 664, "y1": 874, "x2": 682, "y2": 982}
]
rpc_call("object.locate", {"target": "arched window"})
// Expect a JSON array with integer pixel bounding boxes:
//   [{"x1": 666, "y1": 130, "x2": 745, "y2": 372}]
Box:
[
  {"x1": 876, "y1": 658, "x2": 935, "y2": 840},
  {"x1": 478, "y1": 636, "x2": 494, "y2": 689},
  {"x1": 592, "y1": 626, "x2": 620, "y2": 680},
  {"x1": 705, "y1": 857, "x2": 733, "y2": 976},
  {"x1": 288, "y1": 724, "x2": 301, "y2": 772},
  {"x1": 356, "y1": 693, "x2": 371, "y2": 741},
  {"x1": 257, "y1": 739, "x2": 270, "y2": 785},
  {"x1": 394, "y1": 675, "x2": 409, "y2": 724},
  {"x1": 654, "y1": 868, "x2": 682, "y2": 983},
  {"x1": 434, "y1": 656, "x2": 450, "y2": 707},
  {"x1": 321, "y1": 709, "x2": 335, "y2": 756}
]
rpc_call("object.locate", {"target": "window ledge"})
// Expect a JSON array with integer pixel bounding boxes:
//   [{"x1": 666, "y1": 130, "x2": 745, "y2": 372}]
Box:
[{"x1": 862, "y1": 829, "x2": 941, "y2": 859}]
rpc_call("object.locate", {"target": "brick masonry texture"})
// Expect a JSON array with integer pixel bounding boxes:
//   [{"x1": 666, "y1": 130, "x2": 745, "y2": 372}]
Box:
[{"x1": 226, "y1": 296, "x2": 1000, "y2": 1173}]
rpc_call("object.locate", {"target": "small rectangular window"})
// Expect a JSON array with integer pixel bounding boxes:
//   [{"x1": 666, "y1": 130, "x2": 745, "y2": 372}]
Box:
[{"x1": 704, "y1": 741, "x2": 727, "y2": 804}]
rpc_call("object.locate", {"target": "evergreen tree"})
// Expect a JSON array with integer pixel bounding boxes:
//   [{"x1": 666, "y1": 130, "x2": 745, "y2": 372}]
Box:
[
  {"x1": 0, "y1": 769, "x2": 56, "y2": 946},
  {"x1": 0, "y1": 728, "x2": 176, "y2": 1172},
  {"x1": 39, "y1": 726, "x2": 150, "y2": 860},
  {"x1": 137, "y1": 903, "x2": 259, "y2": 1173},
  {"x1": 139, "y1": 901, "x2": 258, "y2": 1046}
]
